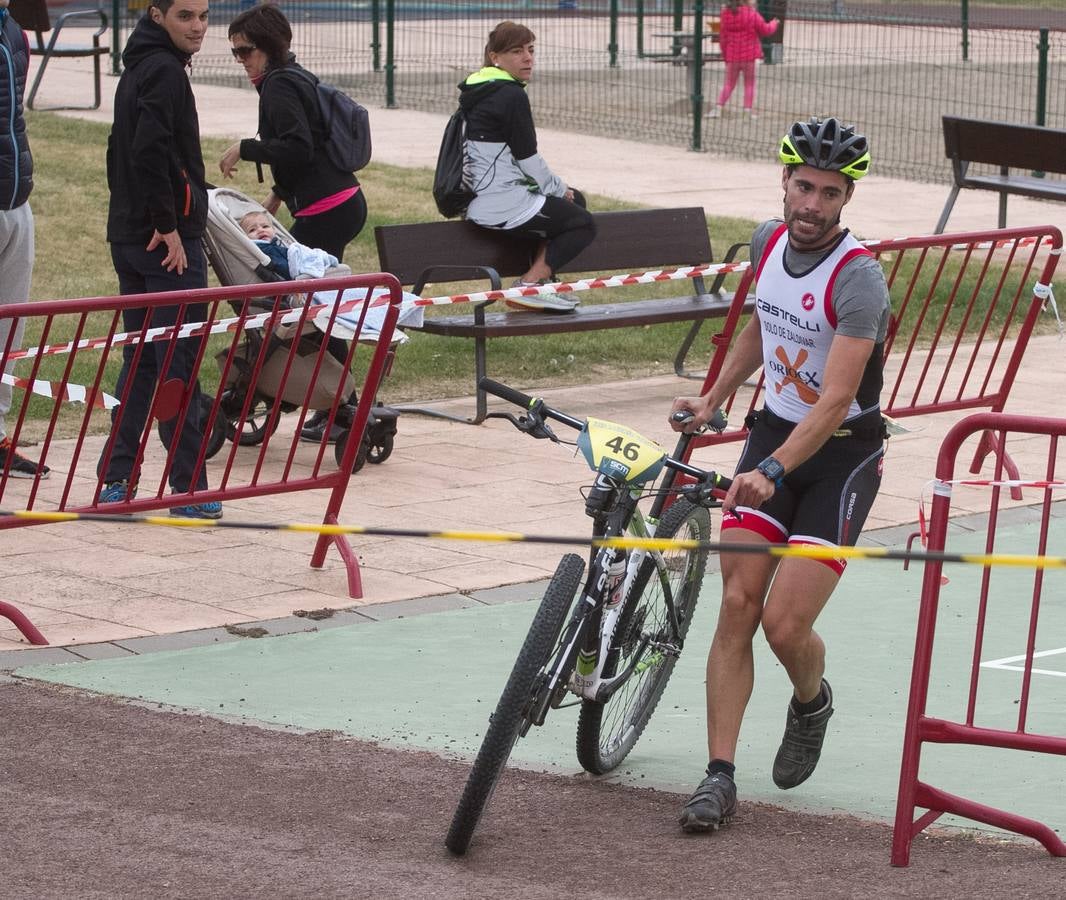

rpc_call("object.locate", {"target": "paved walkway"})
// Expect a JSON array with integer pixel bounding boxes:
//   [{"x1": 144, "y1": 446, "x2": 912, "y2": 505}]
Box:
[{"x1": 1, "y1": 52, "x2": 1063, "y2": 654}]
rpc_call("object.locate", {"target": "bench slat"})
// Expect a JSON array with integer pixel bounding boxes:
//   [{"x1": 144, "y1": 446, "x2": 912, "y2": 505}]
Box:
[
  {"x1": 414, "y1": 293, "x2": 739, "y2": 339},
  {"x1": 943, "y1": 116, "x2": 1066, "y2": 178},
  {"x1": 375, "y1": 207, "x2": 712, "y2": 288},
  {"x1": 959, "y1": 174, "x2": 1066, "y2": 201}
]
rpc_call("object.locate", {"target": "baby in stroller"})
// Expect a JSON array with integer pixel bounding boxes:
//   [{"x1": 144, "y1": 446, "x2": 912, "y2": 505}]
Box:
[{"x1": 203, "y1": 188, "x2": 423, "y2": 469}]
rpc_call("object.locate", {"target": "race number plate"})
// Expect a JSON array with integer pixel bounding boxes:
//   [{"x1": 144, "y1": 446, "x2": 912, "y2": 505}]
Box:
[{"x1": 576, "y1": 417, "x2": 666, "y2": 485}]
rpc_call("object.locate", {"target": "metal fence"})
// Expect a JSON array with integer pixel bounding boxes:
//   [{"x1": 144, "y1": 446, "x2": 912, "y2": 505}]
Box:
[{"x1": 113, "y1": 1, "x2": 1065, "y2": 184}]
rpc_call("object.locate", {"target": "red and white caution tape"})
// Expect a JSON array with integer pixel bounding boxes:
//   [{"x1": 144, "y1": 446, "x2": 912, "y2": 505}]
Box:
[
  {"x1": 917, "y1": 475, "x2": 1066, "y2": 548},
  {"x1": 1, "y1": 372, "x2": 120, "y2": 409},
  {"x1": 3, "y1": 234, "x2": 1055, "y2": 365},
  {"x1": 5, "y1": 261, "x2": 754, "y2": 363}
]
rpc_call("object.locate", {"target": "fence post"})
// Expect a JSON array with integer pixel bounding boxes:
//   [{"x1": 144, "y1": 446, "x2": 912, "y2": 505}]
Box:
[
  {"x1": 636, "y1": 0, "x2": 645, "y2": 58},
  {"x1": 371, "y1": 0, "x2": 381, "y2": 72},
  {"x1": 110, "y1": 0, "x2": 121, "y2": 75},
  {"x1": 609, "y1": 0, "x2": 619, "y2": 68},
  {"x1": 385, "y1": 0, "x2": 395, "y2": 108},
  {"x1": 691, "y1": 0, "x2": 704, "y2": 151},
  {"x1": 1033, "y1": 28, "x2": 1049, "y2": 178},
  {"x1": 961, "y1": 0, "x2": 969, "y2": 61}
]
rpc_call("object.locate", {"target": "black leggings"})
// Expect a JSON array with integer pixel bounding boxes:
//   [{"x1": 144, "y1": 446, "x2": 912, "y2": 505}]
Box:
[
  {"x1": 290, "y1": 189, "x2": 368, "y2": 378},
  {"x1": 507, "y1": 190, "x2": 597, "y2": 274},
  {"x1": 290, "y1": 188, "x2": 367, "y2": 263}
]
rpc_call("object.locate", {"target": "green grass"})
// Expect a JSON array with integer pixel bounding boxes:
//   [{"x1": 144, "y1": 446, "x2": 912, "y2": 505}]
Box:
[{"x1": 25, "y1": 110, "x2": 757, "y2": 414}]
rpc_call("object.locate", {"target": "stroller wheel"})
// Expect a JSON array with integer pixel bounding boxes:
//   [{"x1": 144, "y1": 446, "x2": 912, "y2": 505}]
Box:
[
  {"x1": 334, "y1": 427, "x2": 371, "y2": 474},
  {"x1": 224, "y1": 396, "x2": 280, "y2": 446},
  {"x1": 366, "y1": 432, "x2": 394, "y2": 464}
]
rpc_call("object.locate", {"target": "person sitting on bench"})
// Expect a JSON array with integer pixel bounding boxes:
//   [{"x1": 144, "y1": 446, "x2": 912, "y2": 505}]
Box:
[{"x1": 460, "y1": 20, "x2": 596, "y2": 312}]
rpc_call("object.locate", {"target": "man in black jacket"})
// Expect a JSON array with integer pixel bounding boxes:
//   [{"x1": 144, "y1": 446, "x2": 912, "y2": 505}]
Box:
[
  {"x1": 0, "y1": 0, "x2": 48, "y2": 479},
  {"x1": 97, "y1": 0, "x2": 221, "y2": 518}
]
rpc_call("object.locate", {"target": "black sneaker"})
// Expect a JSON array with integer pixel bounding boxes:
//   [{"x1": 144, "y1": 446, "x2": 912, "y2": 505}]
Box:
[
  {"x1": 772, "y1": 679, "x2": 834, "y2": 790},
  {"x1": 300, "y1": 410, "x2": 343, "y2": 444},
  {"x1": 0, "y1": 438, "x2": 49, "y2": 479},
  {"x1": 678, "y1": 772, "x2": 737, "y2": 833}
]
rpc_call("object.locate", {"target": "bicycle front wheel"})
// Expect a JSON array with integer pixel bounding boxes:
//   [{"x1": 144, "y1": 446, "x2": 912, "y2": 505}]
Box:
[
  {"x1": 575, "y1": 499, "x2": 711, "y2": 775},
  {"x1": 445, "y1": 553, "x2": 584, "y2": 856}
]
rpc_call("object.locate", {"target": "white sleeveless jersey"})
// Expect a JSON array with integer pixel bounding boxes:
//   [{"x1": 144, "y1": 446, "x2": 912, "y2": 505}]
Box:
[{"x1": 755, "y1": 223, "x2": 874, "y2": 423}]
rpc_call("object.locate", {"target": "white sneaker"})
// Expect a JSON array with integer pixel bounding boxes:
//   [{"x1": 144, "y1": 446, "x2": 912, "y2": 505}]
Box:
[
  {"x1": 746, "y1": 109, "x2": 758, "y2": 120},
  {"x1": 708, "y1": 106, "x2": 721, "y2": 118},
  {"x1": 506, "y1": 280, "x2": 579, "y2": 313}
]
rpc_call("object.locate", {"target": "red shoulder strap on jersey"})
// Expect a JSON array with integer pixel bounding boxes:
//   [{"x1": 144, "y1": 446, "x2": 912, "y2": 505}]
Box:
[{"x1": 823, "y1": 246, "x2": 873, "y2": 330}]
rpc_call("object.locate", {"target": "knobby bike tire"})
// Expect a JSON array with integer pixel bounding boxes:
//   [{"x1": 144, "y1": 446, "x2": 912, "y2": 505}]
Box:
[
  {"x1": 575, "y1": 500, "x2": 711, "y2": 775},
  {"x1": 445, "y1": 554, "x2": 584, "y2": 856}
]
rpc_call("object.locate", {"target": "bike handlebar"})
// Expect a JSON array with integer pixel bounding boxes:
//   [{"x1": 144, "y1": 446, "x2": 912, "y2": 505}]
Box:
[{"x1": 479, "y1": 377, "x2": 733, "y2": 498}]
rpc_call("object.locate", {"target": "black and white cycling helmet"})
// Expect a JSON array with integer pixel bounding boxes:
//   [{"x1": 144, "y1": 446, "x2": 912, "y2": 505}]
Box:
[{"x1": 778, "y1": 117, "x2": 871, "y2": 180}]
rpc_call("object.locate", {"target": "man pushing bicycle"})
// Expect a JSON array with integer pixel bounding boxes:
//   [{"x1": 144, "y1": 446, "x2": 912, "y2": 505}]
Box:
[{"x1": 669, "y1": 117, "x2": 891, "y2": 833}]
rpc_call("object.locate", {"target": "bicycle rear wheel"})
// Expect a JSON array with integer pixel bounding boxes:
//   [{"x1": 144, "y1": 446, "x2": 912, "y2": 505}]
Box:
[
  {"x1": 575, "y1": 499, "x2": 710, "y2": 775},
  {"x1": 445, "y1": 553, "x2": 584, "y2": 856}
]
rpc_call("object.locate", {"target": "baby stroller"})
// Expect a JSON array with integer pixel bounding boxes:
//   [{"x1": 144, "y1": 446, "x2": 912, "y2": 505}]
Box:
[{"x1": 201, "y1": 187, "x2": 417, "y2": 471}]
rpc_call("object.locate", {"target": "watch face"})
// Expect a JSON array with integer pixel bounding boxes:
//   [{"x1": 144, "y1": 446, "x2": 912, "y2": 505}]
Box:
[{"x1": 758, "y1": 457, "x2": 784, "y2": 482}]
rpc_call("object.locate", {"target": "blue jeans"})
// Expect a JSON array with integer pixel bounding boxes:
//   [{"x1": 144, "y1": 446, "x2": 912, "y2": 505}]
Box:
[{"x1": 99, "y1": 238, "x2": 210, "y2": 493}]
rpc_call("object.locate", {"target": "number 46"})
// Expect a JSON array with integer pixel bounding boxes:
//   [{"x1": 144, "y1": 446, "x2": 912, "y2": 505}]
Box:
[{"x1": 605, "y1": 436, "x2": 639, "y2": 461}]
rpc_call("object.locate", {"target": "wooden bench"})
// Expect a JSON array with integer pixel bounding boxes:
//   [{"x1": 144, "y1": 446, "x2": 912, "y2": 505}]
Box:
[
  {"x1": 8, "y1": 0, "x2": 109, "y2": 111},
  {"x1": 935, "y1": 116, "x2": 1066, "y2": 233},
  {"x1": 375, "y1": 207, "x2": 746, "y2": 423}
]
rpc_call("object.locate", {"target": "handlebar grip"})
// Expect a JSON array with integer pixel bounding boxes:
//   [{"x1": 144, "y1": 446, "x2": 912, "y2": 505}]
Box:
[{"x1": 479, "y1": 377, "x2": 535, "y2": 410}]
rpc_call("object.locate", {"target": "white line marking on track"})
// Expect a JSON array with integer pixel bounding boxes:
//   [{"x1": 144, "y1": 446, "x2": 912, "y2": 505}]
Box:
[{"x1": 981, "y1": 646, "x2": 1066, "y2": 678}]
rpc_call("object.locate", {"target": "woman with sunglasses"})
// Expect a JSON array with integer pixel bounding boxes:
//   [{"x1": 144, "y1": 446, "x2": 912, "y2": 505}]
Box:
[{"x1": 218, "y1": 3, "x2": 366, "y2": 263}]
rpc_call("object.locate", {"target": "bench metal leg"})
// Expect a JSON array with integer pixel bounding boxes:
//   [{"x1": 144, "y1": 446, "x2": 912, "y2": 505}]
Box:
[
  {"x1": 998, "y1": 191, "x2": 1008, "y2": 229},
  {"x1": 935, "y1": 184, "x2": 961, "y2": 234},
  {"x1": 674, "y1": 318, "x2": 708, "y2": 379},
  {"x1": 394, "y1": 309, "x2": 489, "y2": 426}
]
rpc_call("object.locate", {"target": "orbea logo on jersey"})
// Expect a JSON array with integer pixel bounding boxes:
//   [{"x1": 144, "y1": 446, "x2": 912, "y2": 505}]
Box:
[{"x1": 801, "y1": 292, "x2": 816, "y2": 311}]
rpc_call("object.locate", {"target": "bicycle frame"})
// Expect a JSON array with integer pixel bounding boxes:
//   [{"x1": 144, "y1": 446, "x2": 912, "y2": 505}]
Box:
[
  {"x1": 525, "y1": 472, "x2": 693, "y2": 723},
  {"x1": 479, "y1": 376, "x2": 729, "y2": 728}
]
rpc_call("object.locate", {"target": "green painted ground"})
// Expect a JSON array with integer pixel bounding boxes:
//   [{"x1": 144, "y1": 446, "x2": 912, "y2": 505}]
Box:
[{"x1": 18, "y1": 520, "x2": 1066, "y2": 835}]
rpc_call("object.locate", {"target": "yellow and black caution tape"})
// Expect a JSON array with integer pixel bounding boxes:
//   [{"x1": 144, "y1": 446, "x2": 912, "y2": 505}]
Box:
[{"x1": 3, "y1": 508, "x2": 1065, "y2": 571}]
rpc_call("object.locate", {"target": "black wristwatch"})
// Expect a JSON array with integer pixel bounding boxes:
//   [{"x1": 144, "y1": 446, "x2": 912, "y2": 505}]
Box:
[{"x1": 756, "y1": 456, "x2": 785, "y2": 488}]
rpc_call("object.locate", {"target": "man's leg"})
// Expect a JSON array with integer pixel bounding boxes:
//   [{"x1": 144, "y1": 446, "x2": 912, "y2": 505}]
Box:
[
  {"x1": 0, "y1": 204, "x2": 34, "y2": 440},
  {"x1": 707, "y1": 533, "x2": 779, "y2": 762},
  {"x1": 100, "y1": 240, "x2": 210, "y2": 495},
  {"x1": 761, "y1": 556, "x2": 839, "y2": 789},
  {"x1": 679, "y1": 529, "x2": 777, "y2": 833},
  {"x1": 137, "y1": 241, "x2": 209, "y2": 494},
  {"x1": 99, "y1": 243, "x2": 154, "y2": 491},
  {"x1": 761, "y1": 557, "x2": 836, "y2": 702}
]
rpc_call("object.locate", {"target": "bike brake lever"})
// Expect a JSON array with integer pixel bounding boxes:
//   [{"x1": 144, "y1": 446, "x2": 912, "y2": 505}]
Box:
[
  {"x1": 485, "y1": 407, "x2": 560, "y2": 442},
  {"x1": 671, "y1": 408, "x2": 728, "y2": 434}
]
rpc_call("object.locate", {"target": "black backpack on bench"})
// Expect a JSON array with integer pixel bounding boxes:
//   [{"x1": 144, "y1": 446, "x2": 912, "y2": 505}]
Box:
[{"x1": 433, "y1": 107, "x2": 474, "y2": 219}]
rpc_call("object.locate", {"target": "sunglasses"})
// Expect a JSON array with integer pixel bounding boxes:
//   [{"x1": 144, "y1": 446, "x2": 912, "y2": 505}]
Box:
[{"x1": 231, "y1": 45, "x2": 257, "y2": 60}]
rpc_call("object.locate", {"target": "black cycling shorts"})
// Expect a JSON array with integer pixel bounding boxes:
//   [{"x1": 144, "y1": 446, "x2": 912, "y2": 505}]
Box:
[{"x1": 722, "y1": 411, "x2": 886, "y2": 575}]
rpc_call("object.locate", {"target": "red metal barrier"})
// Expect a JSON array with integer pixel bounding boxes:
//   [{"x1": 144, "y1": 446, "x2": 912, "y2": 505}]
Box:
[
  {"x1": 892, "y1": 412, "x2": 1066, "y2": 864},
  {"x1": 0, "y1": 273, "x2": 402, "y2": 643},
  {"x1": 680, "y1": 226, "x2": 1063, "y2": 486}
]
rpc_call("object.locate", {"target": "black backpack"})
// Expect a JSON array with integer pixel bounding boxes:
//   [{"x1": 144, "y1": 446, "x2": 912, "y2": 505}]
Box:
[
  {"x1": 433, "y1": 107, "x2": 474, "y2": 219},
  {"x1": 269, "y1": 67, "x2": 372, "y2": 173}
]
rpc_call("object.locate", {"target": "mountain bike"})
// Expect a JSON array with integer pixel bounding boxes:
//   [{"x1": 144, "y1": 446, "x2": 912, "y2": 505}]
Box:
[{"x1": 445, "y1": 377, "x2": 730, "y2": 855}]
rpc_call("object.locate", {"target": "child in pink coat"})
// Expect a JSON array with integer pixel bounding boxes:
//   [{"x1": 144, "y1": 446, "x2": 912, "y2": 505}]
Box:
[{"x1": 710, "y1": 0, "x2": 779, "y2": 118}]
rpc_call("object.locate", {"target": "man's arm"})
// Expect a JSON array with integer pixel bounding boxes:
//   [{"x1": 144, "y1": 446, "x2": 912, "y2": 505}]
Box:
[
  {"x1": 669, "y1": 310, "x2": 765, "y2": 430},
  {"x1": 130, "y1": 61, "x2": 185, "y2": 237},
  {"x1": 721, "y1": 333, "x2": 875, "y2": 514}
]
